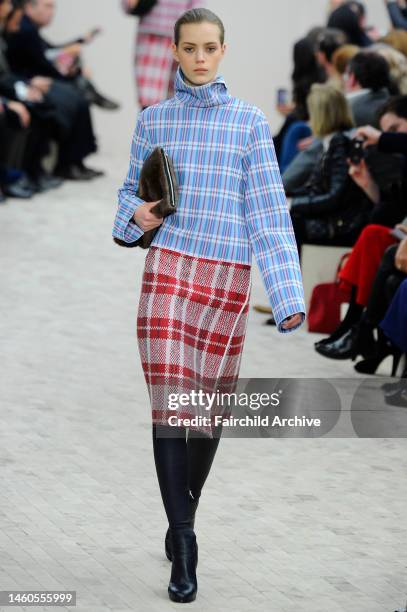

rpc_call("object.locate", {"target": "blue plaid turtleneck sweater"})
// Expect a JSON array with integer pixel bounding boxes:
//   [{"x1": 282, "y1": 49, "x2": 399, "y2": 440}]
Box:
[{"x1": 113, "y1": 66, "x2": 306, "y2": 332}]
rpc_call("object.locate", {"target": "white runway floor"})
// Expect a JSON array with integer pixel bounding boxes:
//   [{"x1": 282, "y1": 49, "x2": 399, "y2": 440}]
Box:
[{"x1": 0, "y1": 153, "x2": 406, "y2": 611}]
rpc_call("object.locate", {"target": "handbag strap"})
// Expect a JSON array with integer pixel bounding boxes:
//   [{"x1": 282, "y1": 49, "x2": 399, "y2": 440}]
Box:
[{"x1": 334, "y1": 252, "x2": 351, "y2": 283}]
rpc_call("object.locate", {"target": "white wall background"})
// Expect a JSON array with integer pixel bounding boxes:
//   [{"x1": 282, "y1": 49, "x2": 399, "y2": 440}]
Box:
[{"x1": 46, "y1": 0, "x2": 392, "y2": 156}]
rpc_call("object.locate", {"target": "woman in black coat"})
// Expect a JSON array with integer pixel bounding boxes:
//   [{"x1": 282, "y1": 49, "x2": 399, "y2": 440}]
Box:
[{"x1": 289, "y1": 83, "x2": 372, "y2": 258}]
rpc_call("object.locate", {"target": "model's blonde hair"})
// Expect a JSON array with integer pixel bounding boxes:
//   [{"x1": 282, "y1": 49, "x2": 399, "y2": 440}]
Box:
[
  {"x1": 332, "y1": 44, "x2": 360, "y2": 75},
  {"x1": 307, "y1": 83, "x2": 354, "y2": 137},
  {"x1": 371, "y1": 44, "x2": 407, "y2": 95}
]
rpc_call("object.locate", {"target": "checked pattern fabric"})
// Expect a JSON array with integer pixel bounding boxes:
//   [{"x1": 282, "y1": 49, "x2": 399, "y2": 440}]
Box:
[{"x1": 137, "y1": 247, "x2": 252, "y2": 437}]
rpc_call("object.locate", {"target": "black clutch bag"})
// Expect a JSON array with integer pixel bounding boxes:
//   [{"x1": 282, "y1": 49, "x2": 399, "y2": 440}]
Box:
[
  {"x1": 127, "y1": 0, "x2": 158, "y2": 17},
  {"x1": 114, "y1": 147, "x2": 178, "y2": 249}
]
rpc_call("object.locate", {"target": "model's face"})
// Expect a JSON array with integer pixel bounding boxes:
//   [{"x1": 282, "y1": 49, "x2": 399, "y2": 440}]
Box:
[
  {"x1": 172, "y1": 22, "x2": 226, "y2": 86},
  {"x1": 25, "y1": 0, "x2": 55, "y2": 28},
  {"x1": 380, "y1": 112, "x2": 407, "y2": 133}
]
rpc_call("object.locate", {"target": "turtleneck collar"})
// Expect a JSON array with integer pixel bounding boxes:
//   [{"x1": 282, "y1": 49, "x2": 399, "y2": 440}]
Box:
[{"x1": 174, "y1": 65, "x2": 231, "y2": 108}]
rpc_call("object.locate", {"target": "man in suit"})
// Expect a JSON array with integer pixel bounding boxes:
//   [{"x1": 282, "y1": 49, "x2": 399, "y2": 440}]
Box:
[{"x1": 344, "y1": 51, "x2": 391, "y2": 128}]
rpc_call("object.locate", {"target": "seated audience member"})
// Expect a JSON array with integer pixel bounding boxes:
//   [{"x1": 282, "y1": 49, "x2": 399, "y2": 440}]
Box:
[
  {"x1": 380, "y1": 279, "x2": 407, "y2": 407},
  {"x1": 331, "y1": 43, "x2": 360, "y2": 78},
  {"x1": 315, "y1": 97, "x2": 407, "y2": 367},
  {"x1": 381, "y1": 28, "x2": 407, "y2": 57},
  {"x1": 327, "y1": 2, "x2": 374, "y2": 47},
  {"x1": 6, "y1": 0, "x2": 119, "y2": 109},
  {"x1": 0, "y1": 95, "x2": 33, "y2": 199},
  {"x1": 0, "y1": 0, "x2": 62, "y2": 195},
  {"x1": 4, "y1": 0, "x2": 104, "y2": 180},
  {"x1": 344, "y1": 51, "x2": 391, "y2": 126},
  {"x1": 369, "y1": 43, "x2": 407, "y2": 94},
  {"x1": 288, "y1": 84, "x2": 373, "y2": 258},
  {"x1": 274, "y1": 36, "x2": 325, "y2": 165},
  {"x1": 315, "y1": 28, "x2": 347, "y2": 88},
  {"x1": 384, "y1": 0, "x2": 407, "y2": 31},
  {"x1": 283, "y1": 73, "x2": 356, "y2": 195}
]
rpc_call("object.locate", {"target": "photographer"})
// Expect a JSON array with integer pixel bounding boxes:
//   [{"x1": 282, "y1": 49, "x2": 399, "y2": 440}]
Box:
[{"x1": 348, "y1": 96, "x2": 407, "y2": 226}]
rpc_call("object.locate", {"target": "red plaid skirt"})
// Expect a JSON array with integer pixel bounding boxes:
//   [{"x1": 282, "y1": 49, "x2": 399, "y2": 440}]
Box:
[
  {"x1": 137, "y1": 247, "x2": 252, "y2": 438},
  {"x1": 135, "y1": 32, "x2": 178, "y2": 107}
]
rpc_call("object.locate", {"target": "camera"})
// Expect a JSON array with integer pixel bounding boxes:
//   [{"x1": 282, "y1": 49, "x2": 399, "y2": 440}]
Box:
[{"x1": 348, "y1": 137, "x2": 366, "y2": 165}]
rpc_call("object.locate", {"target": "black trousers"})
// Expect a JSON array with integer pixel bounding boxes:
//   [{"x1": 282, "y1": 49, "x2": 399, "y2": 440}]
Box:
[
  {"x1": 0, "y1": 112, "x2": 27, "y2": 169},
  {"x1": 152, "y1": 424, "x2": 223, "y2": 530},
  {"x1": 45, "y1": 81, "x2": 97, "y2": 166}
]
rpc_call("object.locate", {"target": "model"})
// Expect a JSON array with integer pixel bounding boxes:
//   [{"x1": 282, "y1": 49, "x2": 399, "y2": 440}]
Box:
[
  {"x1": 113, "y1": 7, "x2": 306, "y2": 604},
  {"x1": 122, "y1": 0, "x2": 204, "y2": 109}
]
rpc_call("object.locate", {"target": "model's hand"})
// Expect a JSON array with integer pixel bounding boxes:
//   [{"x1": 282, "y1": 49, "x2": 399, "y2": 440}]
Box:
[
  {"x1": 395, "y1": 238, "x2": 407, "y2": 274},
  {"x1": 132, "y1": 200, "x2": 164, "y2": 231},
  {"x1": 281, "y1": 313, "x2": 303, "y2": 330},
  {"x1": 355, "y1": 126, "x2": 381, "y2": 147}
]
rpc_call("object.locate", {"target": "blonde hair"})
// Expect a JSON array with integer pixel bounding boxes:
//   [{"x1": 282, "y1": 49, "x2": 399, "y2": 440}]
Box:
[
  {"x1": 332, "y1": 44, "x2": 360, "y2": 75},
  {"x1": 380, "y1": 29, "x2": 407, "y2": 58},
  {"x1": 307, "y1": 83, "x2": 354, "y2": 137},
  {"x1": 371, "y1": 44, "x2": 407, "y2": 94}
]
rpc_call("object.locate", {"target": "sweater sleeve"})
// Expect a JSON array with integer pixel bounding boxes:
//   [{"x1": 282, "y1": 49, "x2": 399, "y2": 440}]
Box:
[
  {"x1": 113, "y1": 113, "x2": 152, "y2": 243},
  {"x1": 242, "y1": 113, "x2": 306, "y2": 333}
]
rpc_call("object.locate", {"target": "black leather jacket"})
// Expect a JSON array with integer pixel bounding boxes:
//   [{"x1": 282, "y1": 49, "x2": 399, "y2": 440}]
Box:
[{"x1": 290, "y1": 132, "x2": 367, "y2": 216}]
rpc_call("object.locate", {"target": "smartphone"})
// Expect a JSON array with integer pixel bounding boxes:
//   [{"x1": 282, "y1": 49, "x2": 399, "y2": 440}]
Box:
[{"x1": 277, "y1": 88, "x2": 289, "y2": 106}]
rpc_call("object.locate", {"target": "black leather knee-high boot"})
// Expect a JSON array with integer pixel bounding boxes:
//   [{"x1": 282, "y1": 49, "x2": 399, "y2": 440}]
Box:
[
  {"x1": 165, "y1": 424, "x2": 223, "y2": 563},
  {"x1": 152, "y1": 424, "x2": 198, "y2": 602}
]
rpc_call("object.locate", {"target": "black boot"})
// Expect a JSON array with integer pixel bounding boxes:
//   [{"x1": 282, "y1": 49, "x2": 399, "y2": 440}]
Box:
[
  {"x1": 168, "y1": 527, "x2": 198, "y2": 603},
  {"x1": 315, "y1": 320, "x2": 376, "y2": 361},
  {"x1": 165, "y1": 490, "x2": 199, "y2": 564},
  {"x1": 314, "y1": 286, "x2": 363, "y2": 349}
]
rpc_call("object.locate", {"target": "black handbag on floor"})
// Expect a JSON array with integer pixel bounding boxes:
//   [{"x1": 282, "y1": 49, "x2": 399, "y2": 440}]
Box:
[
  {"x1": 127, "y1": 0, "x2": 158, "y2": 17},
  {"x1": 114, "y1": 147, "x2": 178, "y2": 249}
]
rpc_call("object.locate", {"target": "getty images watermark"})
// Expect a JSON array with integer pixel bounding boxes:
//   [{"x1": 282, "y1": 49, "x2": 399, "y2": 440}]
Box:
[
  {"x1": 167, "y1": 388, "x2": 322, "y2": 429},
  {"x1": 160, "y1": 377, "x2": 407, "y2": 438}
]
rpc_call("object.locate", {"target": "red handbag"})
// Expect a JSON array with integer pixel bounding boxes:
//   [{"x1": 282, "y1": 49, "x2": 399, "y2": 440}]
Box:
[{"x1": 307, "y1": 254, "x2": 351, "y2": 334}]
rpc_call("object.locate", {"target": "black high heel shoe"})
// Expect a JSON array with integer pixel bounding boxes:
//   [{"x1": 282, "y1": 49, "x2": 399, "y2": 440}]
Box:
[
  {"x1": 165, "y1": 490, "x2": 199, "y2": 564},
  {"x1": 354, "y1": 331, "x2": 402, "y2": 376},
  {"x1": 315, "y1": 322, "x2": 376, "y2": 361},
  {"x1": 168, "y1": 527, "x2": 198, "y2": 603}
]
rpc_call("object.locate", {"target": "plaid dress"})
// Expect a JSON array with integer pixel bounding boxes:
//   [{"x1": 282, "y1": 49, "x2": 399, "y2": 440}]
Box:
[
  {"x1": 137, "y1": 247, "x2": 252, "y2": 438},
  {"x1": 135, "y1": 31, "x2": 178, "y2": 107},
  {"x1": 122, "y1": 0, "x2": 204, "y2": 107}
]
